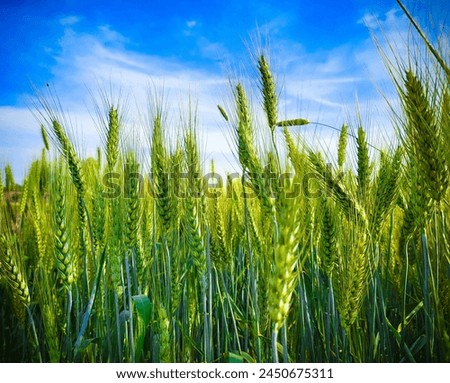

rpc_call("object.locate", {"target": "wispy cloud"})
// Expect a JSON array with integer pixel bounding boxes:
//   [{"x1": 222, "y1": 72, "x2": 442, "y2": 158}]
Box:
[
  {"x1": 98, "y1": 24, "x2": 130, "y2": 45},
  {"x1": 183, "y1": 19, "x2": 200, "y2": 37},
  {"x1": 59, "y1": 15, "x2": 81, "y2": 26},
  {"x1": 197, "y1": 37, "x2": 230, "y2": 62},
  {"x1": 186, "y1": 20, "x2": 197, "y2": 29}
]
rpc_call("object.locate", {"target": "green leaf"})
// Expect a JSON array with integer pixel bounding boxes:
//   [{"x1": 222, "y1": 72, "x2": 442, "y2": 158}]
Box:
[
  {"x1": 132, "y1": 295, "x2": 152, "y2": 325},
  {"x1": 223, "y1": 352, "x2": 243, "y2": 363},
  {"x1": 223, "y1": 351, "x2": 255, "y2": 363},
  {"x1": 132, "y1": 294, "x2": 152, "y2": 361}
]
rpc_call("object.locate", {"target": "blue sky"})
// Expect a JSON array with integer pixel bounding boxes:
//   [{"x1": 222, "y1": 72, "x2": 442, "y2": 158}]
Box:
[{"x1": 0, "y1": 0, "x2": 448, "y2": 181}]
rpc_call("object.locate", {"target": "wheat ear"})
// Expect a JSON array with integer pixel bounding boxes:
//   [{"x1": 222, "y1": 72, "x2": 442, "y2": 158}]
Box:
[
  {"x1": 53, "y1": 174, "x2": 74, "y2": 288},
  {"x1": 106, "y1": 106, "x2": 120, "y2": 170},
  {"x1": 0, "y1": 234, "x2": 31, "y2": 324},
  {"x1": 258, "y1": 55, "x2": 278, "y2": 132}
]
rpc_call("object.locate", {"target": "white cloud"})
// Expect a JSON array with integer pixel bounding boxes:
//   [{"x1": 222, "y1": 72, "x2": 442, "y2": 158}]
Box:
[
  {"x1": 183, "y1": 20, "x2": 200, "y2": 36},
  {"x1": 59, "y1": 15, "x2": 81, "y2": 26},
  {"x1": 186, "y1": 20, "x2": 197, "y2": 28},
  {"x1": 98, "y1": 24, "x2": 129, "y2": 45},
  {"x1": 0, "y1": 106, "x2": 38, "y2": 132},
  {"x1": 197, "y1": 37, "x2": 230, "y2": 62}
]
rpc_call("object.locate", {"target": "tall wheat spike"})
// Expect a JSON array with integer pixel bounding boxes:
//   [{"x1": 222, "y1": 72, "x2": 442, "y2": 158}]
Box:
[
  {"x1": 268, "y1": 189, "x2": 304, "y2": 361},
  {"x1": 106, "y1": 106, "x2": 120, "y2": 171},
  {"x1": 169, "y1": 145, "x2": 183, "y2": 233},
  {"x1": 151, "y1": 114, "x2": 172, "y2": 236},
  {"x1": 51, "y1": 120, "x2": 86, "y2": 225},
  {"x1": 399, "y1": 70, "x2": 447, "y2": 253},
  {"x1": 235, "y1": 83, "x2": 260, "y2": 174},
  {"x1": 235, "y1": 83, "x2": 274, "y2": 216},
  {"x1": 40, "y1": 124, "x2": 50, "y2": 151},
  {"x1": 53, "y1": 173, "x2": 73, "y2": 289},
  {"x1": 38, "y1": 148, "x2": 50, "y2": 194},
  {"x1": 269, "y1": 195, "x2": 302, "y2": 331},
  {"x1": 319, "y1": 198, "x2": 339, "y2": 277},
  {"x1": 217, "y1": 104, "x2": 229, "y2": 121},
  {"x1": 356, "y1": 126, "x2": 371, "y2": 202},
  {"x1": 31, "y1": 188, "x2": 47, "y2": 264},
  {"x1": 337, "y1": 225, "x2": 368, "y2": 330},
  {"x1": 124, "y1": 152, "x2": 140, "y2": 250},
  {"x1": 370, "y1": 147, "x2": 403, "y2": 240},
  {"x1": 184, "y1": 129, "x2": 205, "y2": 270},
  {"x1": 19, "y1": 177, "x2": 29, "y2": 219},
  {"x1": 258, "y1": 55, "x2": 278, "y2": 132},
  {"x1": 337, "y1": 124, "x2": 348, "y2": 170},
  {"x1": 276, "y1": 119, "x2": 309, "y2": 127},
  {"x1": 91, "y1": 181, "x2": 105, "y2": 254},
  {"x1": 402, "y1": 70, "x2": 448, "y2": 204},
  {"x1": 208, "y1": 168, "x2": 228, "y2": 270}
]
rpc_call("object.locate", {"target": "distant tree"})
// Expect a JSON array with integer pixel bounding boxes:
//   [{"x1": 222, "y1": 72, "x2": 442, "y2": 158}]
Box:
[
  {"x1": 0, "y1": 168, "x2": 3, "y2": 199},
  {"x1": 5, "y1": 164, "x2": 15, "y2": 192}
]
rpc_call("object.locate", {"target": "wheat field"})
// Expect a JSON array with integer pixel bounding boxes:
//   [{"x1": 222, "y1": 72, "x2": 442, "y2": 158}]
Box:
[{"x1": 0, "y1": 2, "x2": 449, "y2": 362}]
